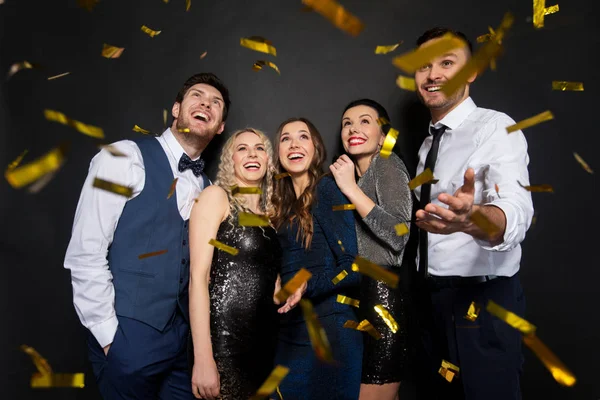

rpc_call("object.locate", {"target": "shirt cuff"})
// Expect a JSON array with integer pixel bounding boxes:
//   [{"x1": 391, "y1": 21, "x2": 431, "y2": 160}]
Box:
[
  {"x1": 474, "y1": 201, "x2": 519, "y2": 252},
  {"x1": 89, "y1": 315, "x2": 119, "y2": 348}
]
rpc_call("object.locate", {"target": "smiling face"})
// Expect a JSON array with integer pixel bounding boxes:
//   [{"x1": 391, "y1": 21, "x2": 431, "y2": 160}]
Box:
[
  {"x1": 172, "y1": 83, "x2": 225, "y2": 141},
  {"x1": 231, "y1": 131, "x2": 269, "y2": 186},
  {"x1": 278, "y1": 121, "x2": 316, "y2": 176},
  {"x1": 341, "y1": 105, "x2": 384, "y2": 158}
]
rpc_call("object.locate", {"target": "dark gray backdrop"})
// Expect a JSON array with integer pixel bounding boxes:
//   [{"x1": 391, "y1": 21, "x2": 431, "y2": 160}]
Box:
[{"x1": 1, "y1": 0, "x2": 597, "y2": 399}]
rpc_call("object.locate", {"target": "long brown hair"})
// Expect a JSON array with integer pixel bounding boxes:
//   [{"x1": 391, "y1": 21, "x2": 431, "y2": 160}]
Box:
[{"x1": 271, "y1": 118, "x2": 327, "y2": 249}]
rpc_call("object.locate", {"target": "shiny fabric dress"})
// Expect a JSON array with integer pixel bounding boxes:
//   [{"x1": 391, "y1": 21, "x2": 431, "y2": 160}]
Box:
[
  {"x1": 189, "y1": 213, "x2": 281, "y2": 399},
  {"x1": 355, "y1": 152, "x2": 414, "y2": 384},
  {"x1": 275, "y1": 176, "x2": 363, "y2": 400}
]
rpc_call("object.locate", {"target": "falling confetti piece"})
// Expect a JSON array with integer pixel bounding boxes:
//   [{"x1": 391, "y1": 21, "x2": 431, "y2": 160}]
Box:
[
  {"x1": 552, "y1": 81, "x2": 584, "y2": 91},
  {"x1": 332, "y1": 204, "x2": 356, "y2": 211},
  {"x1": 6, "y1": 61, "x2": 34, "y2": 79},
  {"x1": 332, "y1": 270, "x2": 348, "y2": 284},
  {"x1": 138, "y1": 249, "x2": 168, "y2": 259},
  {"x1": 438, "y1": 359, "x2": 460, "y2": 382},
  {"x1": 523, "y1": 334, "x2": 576, "y2": 386},
  {"x1": 518, "y1": 181, "x2": 554, "y2": 193},
  {"x1": 141, "y1": 25, "x2": 161, "y2": 38},
  {"x1": 380, "y1": 127, "x2": 399, "y2": 159},
  {"x1": 249, "y1": 365, "x2": 290, "y2": 400},
  {"x1": 76, "y1": 0, "x2": 99, "y2": 11},
  {"x1": 352, "y1": 256, "x2": 399, "y2": 289},
  {"x1": 21, "y1": 345, "x2": 53, "y2": 375},
  {"x1": 470, "y1": 209, "x2": 503, "y2": 237},
  {"x1": 476, "y1": 26, "x2": 496, "y2": 43},
  {"x1": 5, "y1": 144, "x2": 68, "y2": 189},
  {"x1": 396, "y1": 75, "x2": 416, "y2": 91},
  {"x1": 44, "y1": 109, "x2": 104, "y2": 139},
  {"x1": 344, "y1": 319, "x2": 382, "y2": 339},
  {"x1": 21, "y1": 345, "x2": 85, "y2": 388},
  {"x1": 533, "y1": 0, "x2": 559, "y2": 29},
  {"x1": 163, "y1": 109, "x2": 168, "y2": 128},
  {"x1": 99, "y1": 145, "x2": 127, "y2": 157},
  {"x1": 92, "y1": 178, "x2": 133, "y2": 197},
  {"x1": 6, "y1": 149, "x2": 29, "y2": 171},
  {"x1": 337, "y1": 240, "x2": 345, "y2": 252},
  {"x1": 208, "y1": 238, "x2": 239, "y2": 256},
  {"x1": 573, "y1": 152, "x2": 593, "y2": 174},
  {"x1": 495, "y1": 183, "x2": 500, "y2": 196},
  {"x1": 374, "y1": 304, "x2": 399, "y2": 333},
  {"x1": 178, "y1": 128, "x2": 190, "y2": 133},
  {"x1": 337, "y1": 294, "x2": 360, "y2": 307},
  {"x1": 101, "y1": 43, "x2": 125, "y2": 59},
  {"x1": 464, "y1": 301, "x2": 481, "y2": 322},
  {"x1": 506, "y1": 110, "x2": 554, "y2": 133},
  {"x1": 394, "y1": 223, "x2": 409, "y2": 236},
  {"x1": 231, "y1": 186, "x2": 262, "y2": 195},
  {"x1": 238, "y1": 212, "x2": 270, "y2": 227},
  {"x1": 185, "y1": 0, "x2": 191, "y2": 11},
  {"x1": 486, "y1": 300, "x2": 537, "y2": 335},
  {"x1": 274, "y1": 172, "x2": 290, "y2": 180},
  {"x1": 240, "y1": 36, "x2": 277, "y2": 56},
  {"x1": 47, "y1": 72, "x2": 71, "y2": 81},
  {"x1": 252, "y1": 60, "x2": 281, "y2": 75},
  {"x1": 409, "y1": 168, "x2": 436, "y2": 190},
  {"x1": 302, "y1": 0, "x2": 364, "y2": 37},
  {"x1": 167, "y1": 178, "x2": 178, "y2": 199},
  {"x1": 375, "y1": 42, "x2": 403, "y2": 54},
  {"x1": 300, "y1": 299, "x2": 335, "y2": 362},
  {"x1": 275, "y1": 268, "x2": 312, "y2": 303},
  {"x1": 200, "y1": 51, "x2": 207, "y2": 59},
  {"x1": 27, "y1": 170, "x2": 59, "y2": 194},
  {"x1": 392, "y1": 33, "x2": 466, "y2": 74}
]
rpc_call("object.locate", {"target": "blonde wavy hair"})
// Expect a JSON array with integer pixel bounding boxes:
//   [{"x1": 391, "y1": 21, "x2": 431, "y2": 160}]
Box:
[{"x1": 214, "y1": 128, "x2": 275, "y2": 218}]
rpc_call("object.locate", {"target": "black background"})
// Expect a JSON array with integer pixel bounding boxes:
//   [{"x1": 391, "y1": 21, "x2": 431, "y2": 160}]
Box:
[{"x1": 1, "y1": 0, "x2": 597, "y2": 399}]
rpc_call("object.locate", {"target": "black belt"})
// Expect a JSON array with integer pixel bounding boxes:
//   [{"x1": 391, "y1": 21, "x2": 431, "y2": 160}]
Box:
[{"x1": 427, "y1": 274, "x2": 503, "y2": 290}]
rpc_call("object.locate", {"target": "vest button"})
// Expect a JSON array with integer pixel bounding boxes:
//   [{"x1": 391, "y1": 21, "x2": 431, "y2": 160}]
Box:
[{"x1": 181, "y1": 258, "x2": 186, "y2": 264}]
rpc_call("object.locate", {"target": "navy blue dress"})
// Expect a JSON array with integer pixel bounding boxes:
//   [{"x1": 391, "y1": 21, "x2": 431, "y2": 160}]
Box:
[{"x1": 274, "y1": 176, "x2": 363, "y2": 400}]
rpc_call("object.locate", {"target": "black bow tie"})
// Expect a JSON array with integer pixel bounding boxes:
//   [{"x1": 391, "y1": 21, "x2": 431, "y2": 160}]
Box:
[{"x1": 178, "y1": 154, "x2": 205, "y2": 177}]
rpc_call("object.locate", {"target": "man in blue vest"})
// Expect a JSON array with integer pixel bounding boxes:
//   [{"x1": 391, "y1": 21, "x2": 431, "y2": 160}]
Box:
[{"x1": 64, "y1": 72, "x2": 231, "y2": 399}]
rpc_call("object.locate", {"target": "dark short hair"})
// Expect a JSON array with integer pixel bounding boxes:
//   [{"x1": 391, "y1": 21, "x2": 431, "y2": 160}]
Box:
[
  {"x1": 175, "y1": 73, "x2": 231, "y2": 121},
  {"x1": 416, "y1": 27, "x2": 473, "y2": 55},
  {"x1": 342, "y1": 99, "x2": 391, "y2": 134}
]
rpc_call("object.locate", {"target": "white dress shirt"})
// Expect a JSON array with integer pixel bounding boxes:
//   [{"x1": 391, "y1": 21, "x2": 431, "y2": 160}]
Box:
[
  {"x1": 415, "y1": 97, "x2": 534, "y2": 277},
  {"x1": 64, "y1": 128, "x2": 207, "y2": 347}
]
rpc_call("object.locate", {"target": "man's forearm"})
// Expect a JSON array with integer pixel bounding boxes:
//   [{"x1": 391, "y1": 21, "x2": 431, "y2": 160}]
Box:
[{"x1": 464, "y1": 204, "x2": 507, "y2": 246}]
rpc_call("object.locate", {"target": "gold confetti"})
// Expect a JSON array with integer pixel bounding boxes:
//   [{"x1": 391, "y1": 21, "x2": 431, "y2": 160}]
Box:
[
  {"x1": 573, "y1": 152, "x2": 593, "y2": 174},
  {"x1": 506, "y1": 110, "x2": 554, "y2": 133},
  {"x1": 5, "y1": 144, "x2": 68, "y2": 189},
  {"x1": 252, "y1": 60, "x2": 281, "y2": 75},
  {"x1": 392, "y1": 33, "x2": 466, "y2": 74},
  {"x1": 275, "y1": 172, "x2": 290, "y2": 180},
  {"x1": 486, "y1": 300, "x2": 536, "y2": 335},
  {"x1": 7, "y1": 61, "x2": 34, "y2": 79},
  {"x1": 92, "y1": 178, "x2": 133, "y2": 197},
  {"x1": 167, "y1": 178, "x2": 178, "y2": 199},
  {"x1": 518, "y1": 181, "x2": 554, "y2": 193},
  {"x1": 141, "y1": 25, "x2": 161, "y2": 38},
  {"x1": 476, "y1": 27, "x2": 496, "y2": 43},
  {"x1": 332, "y1": 270, "x2": 348, "y2": 284},
  {"x1": 76, "y1": 0, "x2": 99, "y2": 11},
  {"x1": 300, "y1": 299, "x2": 334, "y2": 362},
  {"x1": 185, "y1": 0, "x2": 191, "y2": 11},
  {"x1": 44, "y1": 109, "x2": 104, "y2": 139},
  {"x1": 409, "y1": 168, "x2": 436, "y2": 190},
  {"x1": 332, "y1": 204, "x2": 356, "y2": 211},
  {"x1": 31, "y1": 372, "x2": 85, "y2": 388},
  {"x1": 523, "y1": 334, "x2": 576, "y2": 386},
  {"x1": 47, "y1": 72, "x2": 71, "y2": 80},
  {"x1": 163, "y1": 0, "x2": 169, "y2": 3},
  {"x1": 302, "y1": 0, "x2": 364, "y2": 37},
  {"x1": 438, "y1": 359, "x2": 460, "y2": 382},
  {"x1": 344, "y1": 319, "x2": 382, "y2": 340},
  {"x1": 464, "y1": 301, "x2": 481, "y2": 322},
  {"x1": 336, "y1": 294, "x2": 360, "y2": 308},
  {"x1": 380, "y1": 127, "x2": 399, "y2": 159},
  {"x1": 337, "y1": 240, "x2": 345, "y2": 252},
  {"x1": 200, "y1": 51, "x2": 207, "y2": 59},
  {"x1": 275, "y1": 268, "x2": 312, "y2": 303},
  {"x1": 495, "y1": 183, "x2": 500, "y2": 196},
  {"x1": 470, "y1": 209, "x2": 502, "y2": 237},
  {"x1": 375, "y1": 42, "x2": 403, "y2": 54},
  {"x1": 396, "y1": 75, "x2": 416, "y2": 91},
  {"x1": 374, "y1": 304, "x2": 399, "y2": 333},
  {"x1": 163, "y1": 109, "x2": 168, "y2": 128},
  {"x1": 231, "y1": 186, "x2": 263, "y2": 196},
  {"x1": 6, "y1": 149, "x2": 29, "y2": 171},
  {"x1": 27, "y1": 170, "x2": 59, "y2": 194},
  {"x1": 138, "y1": 249, "x2": 168, "y2": 259},
  {"x1": 178, "y1": 128, "x2": 190, "y2": 133},
  {"x1": 208, "y1": 238, "x2": 239, "y2": 256},
  {"x1": 394, "y1": 223, "x2": 409, "y2": 236},
  {"x1": 552, "y1": 81, "x2": 584, "y2": 91},
  {"x1": 249, "y1": 365, "x2": 290, "y2": 400},
  {"x1": 351, "y1": 256, "x2": 399, "y2": 289},
  {"x1": 99, "y1": 145, "x2": 127, "y2": 157},
  {"x1": 238, "y1": 212, "x2": 270, "y2": 227},
  {"x1": 533, "y1": 0, "x2": 559, "y2": 29},
  {"x1": 101, "y1": 43, "x2": 125, "y2": 59},
  {"x1": 240, "y1": 36, "x2": 277, "y2": 56},
  {"x1": 21, "y1": 345, "x2": 53, "y2": 375}
]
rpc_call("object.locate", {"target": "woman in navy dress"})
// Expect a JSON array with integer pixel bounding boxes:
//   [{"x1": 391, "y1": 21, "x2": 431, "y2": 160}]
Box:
[{"x1": 271, "y1": 117, "x2": 363, "y2": 400}]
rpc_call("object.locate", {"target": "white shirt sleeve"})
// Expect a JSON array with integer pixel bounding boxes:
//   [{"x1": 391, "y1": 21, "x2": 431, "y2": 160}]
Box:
[
  {"x1": 471, "y1": 115, "x2": 534, "y2": 252},
  {"x1": 64, "y1": 140, "x2": 145, "y2": 347}
]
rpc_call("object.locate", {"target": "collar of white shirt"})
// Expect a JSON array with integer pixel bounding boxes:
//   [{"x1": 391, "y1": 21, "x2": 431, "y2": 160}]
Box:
[
  {"x1": 429, "y1": 96, "x2": 477, "y2": 132},
  {"x1": 161, "y1": 128, "x2": 202, "y2": 162}
]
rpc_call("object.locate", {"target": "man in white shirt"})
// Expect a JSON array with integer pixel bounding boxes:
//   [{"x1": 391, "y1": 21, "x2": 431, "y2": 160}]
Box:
[
  {"x1": 64, "y1": 73, "x2": 230, "y2": 399},
  {"x1": 411, "y1": 28, "x2": 534, "y2": 400}
]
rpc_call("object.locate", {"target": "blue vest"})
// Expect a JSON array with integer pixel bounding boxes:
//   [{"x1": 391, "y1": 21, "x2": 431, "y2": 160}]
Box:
[{"x1": 108, "y1": 137, "x2": 209, "y2": 331}]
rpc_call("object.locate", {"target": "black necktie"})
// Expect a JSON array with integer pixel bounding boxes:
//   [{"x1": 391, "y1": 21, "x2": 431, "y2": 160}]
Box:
[
  {"x1": 178, "y1": 154, "x2": 205, "y2": 177},
  {"x1": 418, "y1": 125, "x2": 447, "y2": 278}
]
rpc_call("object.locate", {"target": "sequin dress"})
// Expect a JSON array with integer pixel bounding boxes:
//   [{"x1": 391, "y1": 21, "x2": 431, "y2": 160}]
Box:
[
  {"x1": 190, "y1": 213, "x2": 281, "y2": 399},
  {"x1": 355, "y1": 152, "x2": 414, "y2": 384}
]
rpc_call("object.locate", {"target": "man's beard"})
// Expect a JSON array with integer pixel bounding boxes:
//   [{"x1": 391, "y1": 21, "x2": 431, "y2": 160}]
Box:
[
  {"x1": 175, "y1": 116, "x2": 215, "y2": 147},
  {"x1": 418, "y1": 84, "x2": 466, "y2": 110}
]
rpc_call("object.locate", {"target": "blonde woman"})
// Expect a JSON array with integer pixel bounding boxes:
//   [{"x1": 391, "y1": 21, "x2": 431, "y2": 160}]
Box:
[{"x1": 188, "y1": 128, "x2": 282, "y2": 400}]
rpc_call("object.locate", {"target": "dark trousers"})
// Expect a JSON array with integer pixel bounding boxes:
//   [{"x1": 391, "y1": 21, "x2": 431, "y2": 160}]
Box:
[
  {"x1": 415, "y1": 273, "x2": 525, "y2": 400},
  {"x1": 87, "y1": 310, "x2": 194, "y2": 400}
]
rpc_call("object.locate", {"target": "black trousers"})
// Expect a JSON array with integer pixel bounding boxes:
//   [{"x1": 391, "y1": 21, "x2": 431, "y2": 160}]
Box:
[{"x1": 414, "y1": 273, "x2": 525, "y2": 400}]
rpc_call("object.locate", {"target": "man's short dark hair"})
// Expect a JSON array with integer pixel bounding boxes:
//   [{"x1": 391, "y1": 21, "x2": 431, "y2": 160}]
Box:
[
  {"x1": 416, "y1": 27, "x2": 473, "y2": 55},
  {"x1": 175, "y1": 72, "x2": 231, "y2": 121}
]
